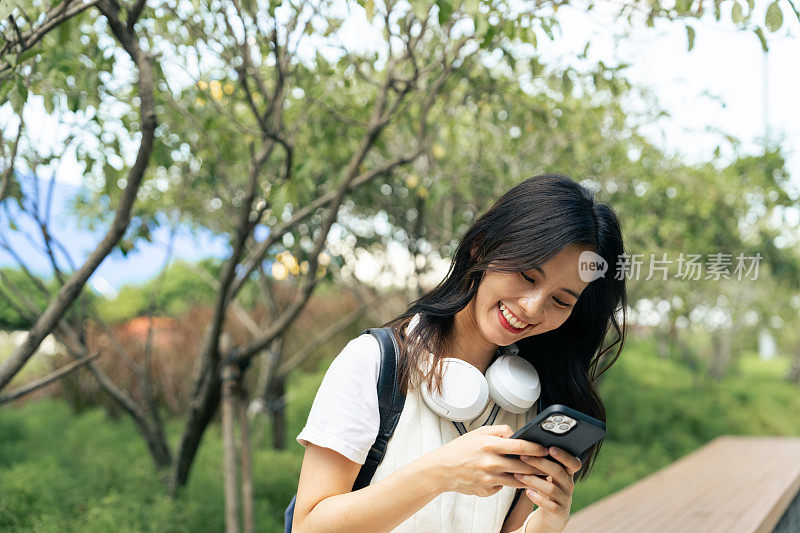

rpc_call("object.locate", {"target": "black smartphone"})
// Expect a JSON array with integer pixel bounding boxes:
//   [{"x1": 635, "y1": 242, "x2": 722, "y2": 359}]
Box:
[{"x1": 510, "y1": 404, "x2": 606, "y2": 459}]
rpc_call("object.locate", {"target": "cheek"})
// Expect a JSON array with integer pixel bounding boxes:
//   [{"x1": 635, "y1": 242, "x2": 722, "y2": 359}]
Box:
[{"x1": 542, "y1": 309, "x2": 573, "y2": 331}]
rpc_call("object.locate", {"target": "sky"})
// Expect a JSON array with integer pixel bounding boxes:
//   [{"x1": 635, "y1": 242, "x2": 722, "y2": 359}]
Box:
[
  {"x1": 0, "y1": 180, "x2": 230, "y2": 297},
  {"x1": 540, "y1": 3, "x2": 799, "y2": 178},
  {"x1": 1, "y1": 2, "x2": 798, "y2": 295}
]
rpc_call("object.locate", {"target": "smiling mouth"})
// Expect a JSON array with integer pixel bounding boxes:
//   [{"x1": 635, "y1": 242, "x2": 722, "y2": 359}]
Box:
[{"x1": 497, "y1": 302, "x2": 535, "y2": 332}]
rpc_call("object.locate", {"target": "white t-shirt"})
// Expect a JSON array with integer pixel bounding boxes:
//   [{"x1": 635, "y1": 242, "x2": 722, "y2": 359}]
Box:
[
  {"x1": 296, "y1": 332, "x2": 382, "y2": 464},
  {"x1": 296, "y1": 314, "x2": 523, "y2": 464}
]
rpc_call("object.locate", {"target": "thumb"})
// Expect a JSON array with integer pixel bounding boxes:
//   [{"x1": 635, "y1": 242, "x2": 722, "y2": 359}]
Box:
[{"x1": 478, "y1": 424, "x2": 513, "y2": 438}]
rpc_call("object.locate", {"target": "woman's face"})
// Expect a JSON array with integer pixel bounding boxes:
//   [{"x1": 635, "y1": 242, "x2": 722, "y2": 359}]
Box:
[{"x1": 468, "y1": 243, "x2": 592, "y2": 346}]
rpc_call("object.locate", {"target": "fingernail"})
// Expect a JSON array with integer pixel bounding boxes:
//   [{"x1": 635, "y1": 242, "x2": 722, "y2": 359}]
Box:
[
  {"x1": 520, "y1": 455, "x2": 530, "y2": 461},
  {"x1": 550, "y1": 447, "x2": 559, "y2": 455}
]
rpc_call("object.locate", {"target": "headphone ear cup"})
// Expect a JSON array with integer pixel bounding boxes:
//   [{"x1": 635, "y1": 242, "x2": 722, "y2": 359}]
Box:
[
  {"x1": 485, "y1": 355, "x2": 541, "y2": 414},
  {"x1": 420, "y1": 358, "x2": 490, "y2": 422}
]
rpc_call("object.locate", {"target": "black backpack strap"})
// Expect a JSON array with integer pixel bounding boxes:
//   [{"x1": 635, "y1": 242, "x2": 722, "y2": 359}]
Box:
[
  {"x1": 504, "y1": 488, "x2": 523, "y2": 523},
  {"x1": 352, "y1": 326, "x2": 405, "y2": 491}
]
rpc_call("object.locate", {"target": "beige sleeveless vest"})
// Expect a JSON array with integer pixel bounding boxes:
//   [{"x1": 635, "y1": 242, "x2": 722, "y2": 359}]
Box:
[{"x1": 370, "y1": 324, "x2": 537, "y2": 532}]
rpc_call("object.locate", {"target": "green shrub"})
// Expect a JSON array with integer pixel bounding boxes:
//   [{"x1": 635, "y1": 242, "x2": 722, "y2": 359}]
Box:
[{"x1": 2, "y1": 337, "x2": 799, "y2": 529}]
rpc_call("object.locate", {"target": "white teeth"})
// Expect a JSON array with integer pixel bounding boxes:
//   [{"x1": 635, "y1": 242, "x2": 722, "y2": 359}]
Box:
[{"x1": 499, "y1": 302, "x2": 527, "y2": 330}]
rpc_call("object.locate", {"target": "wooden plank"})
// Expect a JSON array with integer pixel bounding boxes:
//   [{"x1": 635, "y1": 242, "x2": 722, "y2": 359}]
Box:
[{"x1": 565, "y1": 436, "x2": 800, "y2": 533}]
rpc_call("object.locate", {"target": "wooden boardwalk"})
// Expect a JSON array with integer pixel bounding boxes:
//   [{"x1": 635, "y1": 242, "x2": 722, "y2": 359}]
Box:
[{"x1": 565, "y1": 436, "x2": 800, "y2": 532}]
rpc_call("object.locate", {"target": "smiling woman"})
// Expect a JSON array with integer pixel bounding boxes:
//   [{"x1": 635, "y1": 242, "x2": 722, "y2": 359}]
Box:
[
  {"x1": 456, "y1": 244, "x2": 592, "y2": 364},
  {"x1": 290, "y1": 174, "x2": 628, "y2": 533}
]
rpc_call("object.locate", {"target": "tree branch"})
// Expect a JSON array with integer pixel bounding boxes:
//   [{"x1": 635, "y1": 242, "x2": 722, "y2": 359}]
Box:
[
  {"x1": 230, "y1": 149, "x2": 423, "y2": 299},
  {"x1": 0, "y1": 0, "x2": 103, "y2": 79},
  {"x1": 0, "y1": 120, "x2": 23, "y2": 203},
  {"x1": 126, "y1": 0, "x2": 147, "y2": 31},
  {"x1": 0, "y1": 0, "x2": 157, "y2": 392},
  {"x1": 0, "y1": 352, "x2": 102, "y2": 405}
]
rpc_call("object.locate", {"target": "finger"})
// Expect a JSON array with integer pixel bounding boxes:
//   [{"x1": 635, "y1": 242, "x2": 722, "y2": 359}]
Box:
[
  {"x1": 494, "y1": 472, "x2": 533, "y2": 490},
  {"x1": 478, "y1": 424, "x2": 513, "y2": 437},
  {"x1": 514, "y1": 472, "x2": 568, "y2": 506},
  {"x1": 526, "y1": 488, "x2": 561, "y2": 513},
  {"x1": 517, "y1": 458, "x2": 573, "y2": 495},
  {"x1": 548, "y1": 447, "x2": 582, "y2": 475},
  {"x1": 494, "y1": 437, "x2": 549, "y2": 457},
  {"x1": 493, "y1": 456, "x2": 549, "y2": 476}
]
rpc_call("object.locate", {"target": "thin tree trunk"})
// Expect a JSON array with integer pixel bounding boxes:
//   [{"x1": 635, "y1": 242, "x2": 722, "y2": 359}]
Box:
[
  {"x1": 786, "y1": 339, "x2": 800, "y2": 383},
  {"x1": 269, "y1": 376, "x2": 286, "y2": 450},
  {"x1": 221, "y1": 363, "x2": 240, "y2": 533},
  {"x1": 708, "y1": 327, "x2": 733, "y2": 380},
  {"x1": 238, "y1": 388, "x2": 255, "y2": 533}
]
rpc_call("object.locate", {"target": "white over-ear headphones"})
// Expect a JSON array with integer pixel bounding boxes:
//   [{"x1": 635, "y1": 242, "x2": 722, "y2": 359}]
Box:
[{"x1": 420, "y1": 351, "x2": 541, "y2": 435}]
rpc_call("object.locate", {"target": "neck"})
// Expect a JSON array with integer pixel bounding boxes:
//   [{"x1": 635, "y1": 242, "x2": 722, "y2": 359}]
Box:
[{"x1": 445, "y1": 301, "x2": 498, "y2": 373}]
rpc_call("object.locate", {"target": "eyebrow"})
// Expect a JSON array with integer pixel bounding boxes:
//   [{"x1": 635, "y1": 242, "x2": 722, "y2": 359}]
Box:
[{"x1": 530, "y1": 266, "x2": 582, "y2": 300}]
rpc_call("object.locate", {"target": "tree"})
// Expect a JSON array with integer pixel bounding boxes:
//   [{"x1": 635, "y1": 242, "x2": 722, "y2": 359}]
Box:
[
  {"x1": 0, "y1": 0, "x2": 158, "y2": 393},
  {"x1": 2, "y1": 0, "x2": 798, "y2": 511}
]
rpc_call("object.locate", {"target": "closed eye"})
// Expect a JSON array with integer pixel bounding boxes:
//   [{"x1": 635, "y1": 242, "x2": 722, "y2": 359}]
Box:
[
  {"x1": 521, "y1": 272, "x2": 573, "y2": 308},
  {"x1": 553, "y1": 297, "x2": 572, "y2": 308}
]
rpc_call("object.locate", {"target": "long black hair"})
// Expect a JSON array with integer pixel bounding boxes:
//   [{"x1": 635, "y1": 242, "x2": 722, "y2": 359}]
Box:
[{"x1": 383, "y1": 174, "x2": 627, "y2": 481}]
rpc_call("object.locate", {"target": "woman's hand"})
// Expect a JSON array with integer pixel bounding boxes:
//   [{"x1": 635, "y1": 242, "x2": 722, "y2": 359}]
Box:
[
  {"x1": 514, "y1": 447, "x2": 581, "y2": 532},
  {"x1": 425, "y1": 424, "x2": 550, "y2": 497}
]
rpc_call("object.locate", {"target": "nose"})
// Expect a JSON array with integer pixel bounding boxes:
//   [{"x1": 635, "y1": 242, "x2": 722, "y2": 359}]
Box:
[{"x1": 519, "y1": 290, "x2": 545, "y2": 324}]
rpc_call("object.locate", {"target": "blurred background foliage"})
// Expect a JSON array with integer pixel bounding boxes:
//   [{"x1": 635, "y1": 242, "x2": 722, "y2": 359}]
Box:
[
  {"x1": 1, "y1": 0, "x2": 799, "y2": 529},
  {"x1": 2, "y1": 333, "x2": 799, "y2": 531}
]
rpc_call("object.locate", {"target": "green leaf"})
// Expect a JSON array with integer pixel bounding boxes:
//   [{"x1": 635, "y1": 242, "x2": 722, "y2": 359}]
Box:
[
  {"x1": 0, "y1": 0, "x2": 25, "y2": 18},
  {"x1": 10, "y1": 80, "x2": 27, "y2": 113},
  {"x1": 16, "y1": 48, "x2": 38, "y2": 65},
  {"x1": 480, "y1": 25, "x2": 496, "y2": 49},
  {"x1": 58, "y1": 17, "x2": 71, "y2": 45},
  {"x1": 436, "y1": 0, "x2": 453, "y2": 24},
  {"x1": 44, "y1": 94, "x2": 55, "y2": 114},
  {"x1": 475, "y1": 15, "x2": 489, "y2": 38},
  {"x1": 524, "y1": 25, "x2": 537, "y2": 48},
  {"x1": 561, "y1": 71, "x2": 573, "y2": 96},
  {"x1": 0, "y1": 81, "x2": 11, "y2": 103},
  {"x1": 731, "y1": 2, "x2": 744, "y2": 24},
  {"x1": 686, "y1": 25, "x2": 696, "y2": 51},
  {"x1": 785, "y1": 0, "x2": 800, "y2": 22},
  {"x1": 754, "y1": 27, "x2": 768, "y2": 52},
  {"x1": 501, "y1": 48, "x2": 516, "y2": 71},
  {"x1": 364, "y1": 0, "x2": 374, "y2": 20},
  {"x1": 765, "y1": 1, "x2": 783, "y2": 32},
  {"x1": 410, "y1": 0, "x2": 429, "y2": 21}
]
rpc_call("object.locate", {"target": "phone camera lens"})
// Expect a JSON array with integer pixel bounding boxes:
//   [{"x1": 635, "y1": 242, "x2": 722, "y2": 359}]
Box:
[
  {"x1": 543, "y1": 422, "x2": 555, "y2": 430},
  {"x1": 559, "y1": 424, "x2": 570, "y2": 430},
  {"x1": 552, "y1": 416, "x2": 564, "y2": 423}
]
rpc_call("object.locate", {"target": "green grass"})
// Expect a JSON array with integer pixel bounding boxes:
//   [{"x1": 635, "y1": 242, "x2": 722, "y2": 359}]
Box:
[
  {"x1": 1, "y1": 337, "x2": 799, "y2": 531},
  {"x1": 573, "y1": 337, "x2": 800, "y2": 508}
]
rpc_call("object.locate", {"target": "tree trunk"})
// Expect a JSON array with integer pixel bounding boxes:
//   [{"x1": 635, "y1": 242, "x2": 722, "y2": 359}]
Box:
[
  {"x1": 786, "y1": 339, "x2": 800, "y2": 383},
  {"x1": 708, "y1": 327, "x2": 733, "y2": 380},
  {"x1": 238, "y1": 389, "x2": 255, "y2": 533},
  {"x1": 269, "y1": 376, "x2": 287, "y2": 450},
  {"x1": 169, "y1": 367, "x2": 222, "y2": 493},
  {"x1": 221, "y1": 363, "x2": 239, "y2": 533}
]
